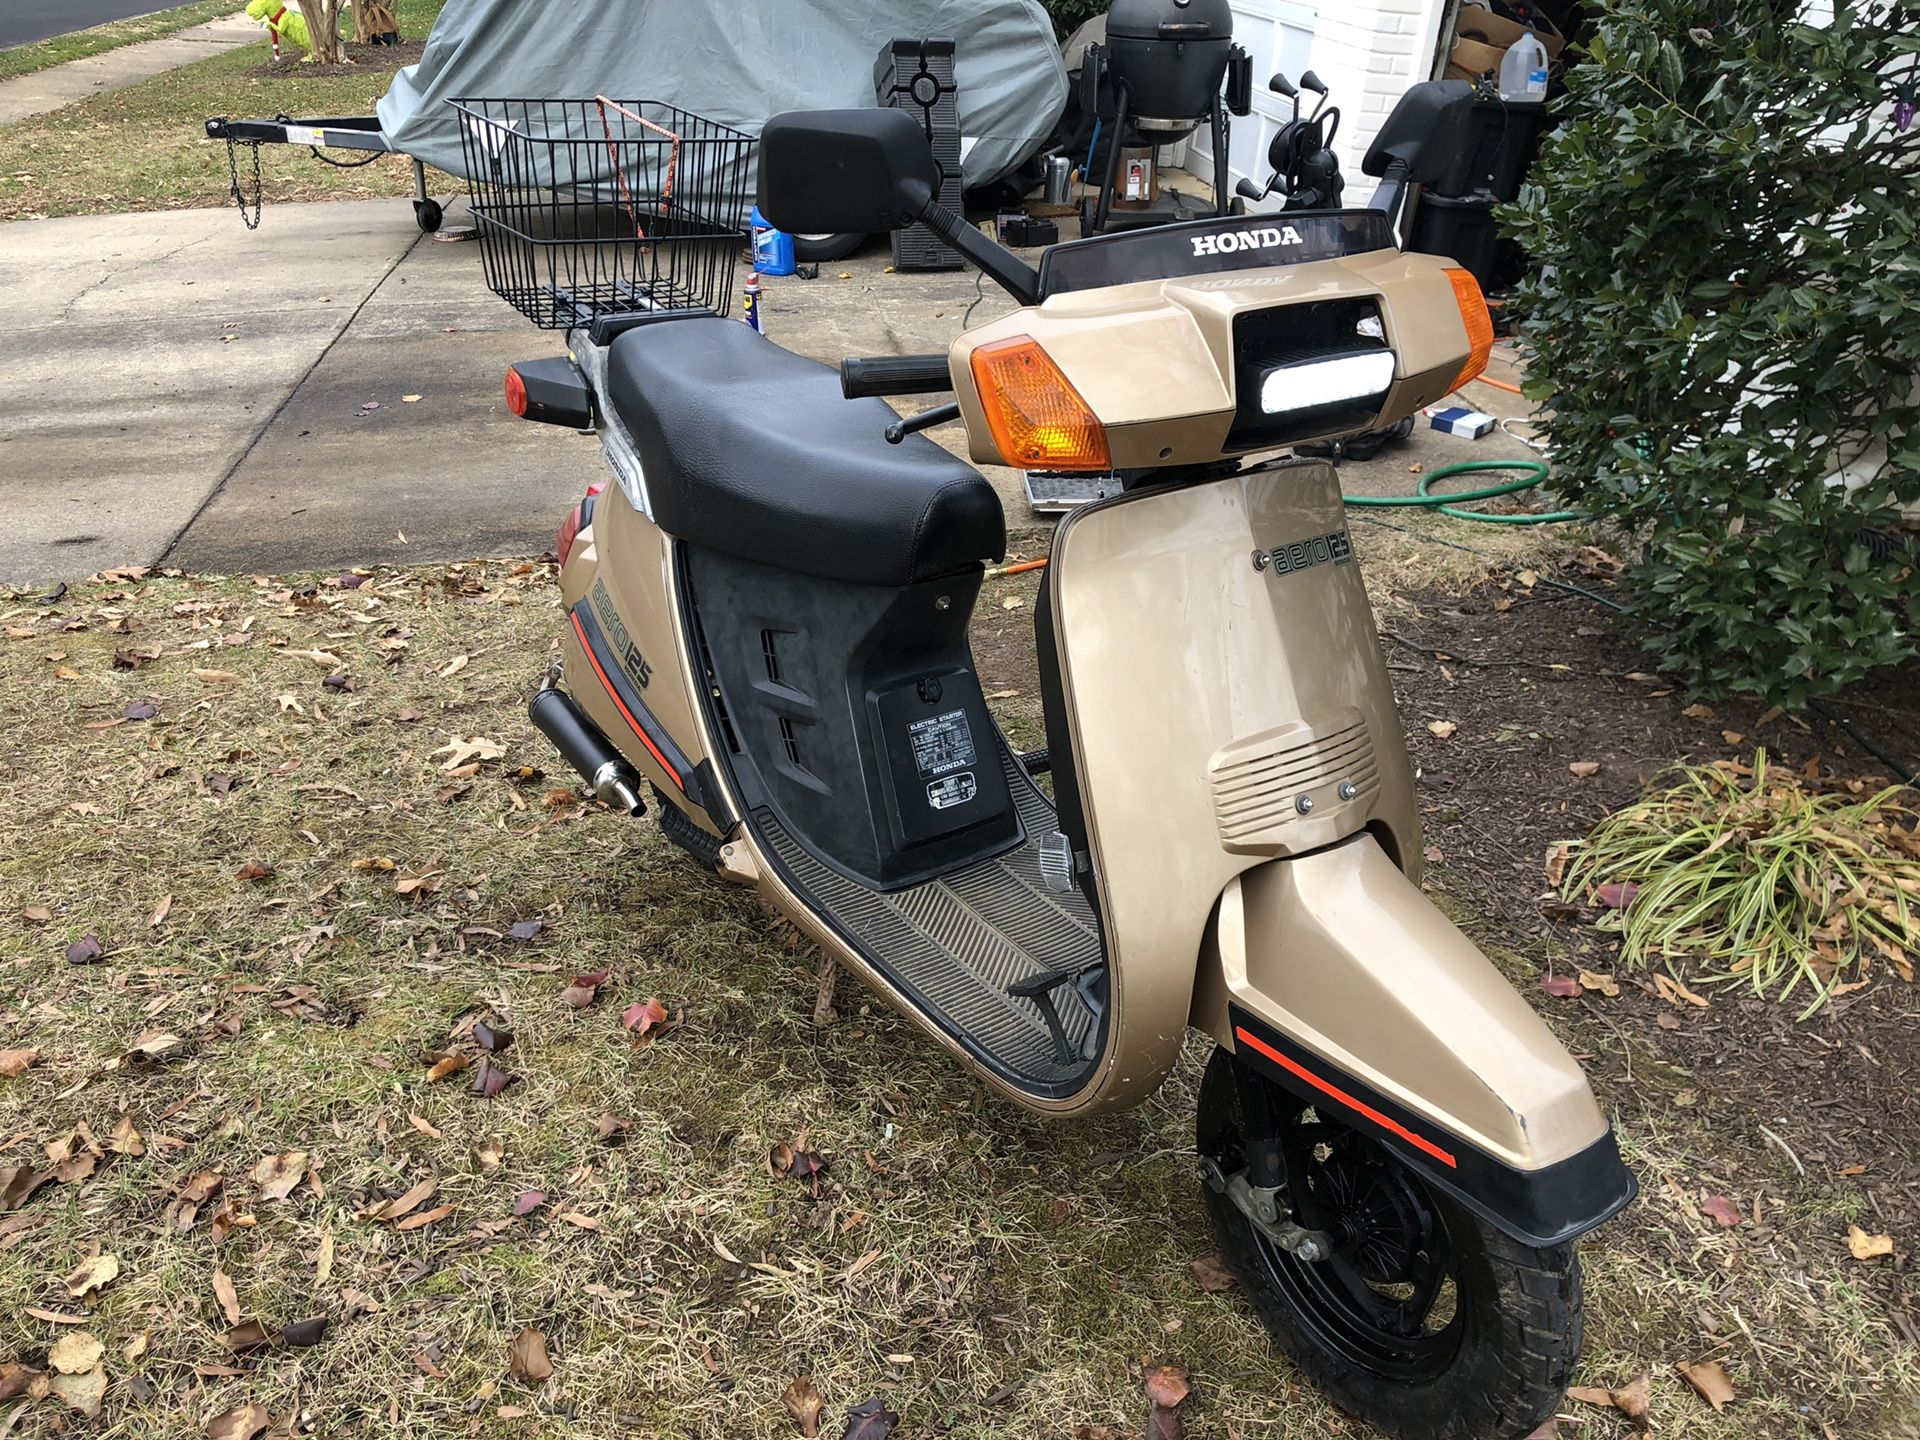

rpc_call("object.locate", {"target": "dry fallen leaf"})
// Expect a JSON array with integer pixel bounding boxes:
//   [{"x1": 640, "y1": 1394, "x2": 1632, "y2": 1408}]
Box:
[
  {"x1": 249, "y1": 1150, "x2": 309, "y2": 1202},
  {"x1": 368, "y1": 1177, "x2": 437, "y2": 1223},
  {"x1": 1569, "y1": 1375, "x2": 1650, "y2": 1430},
  {"x1": 47, "y1": 1330, "x2": 104, "y2": 1375},
  {"x1": 1568, "y1": 761, "x2": 1601, "y2": 778},
  {"x1": 1189, "y1": 1253, "x2": 1236, "y2": 1293},
  {"x1": 63, "y1": 1253, "x2": 119, "y2": 1298},
  {"x1": 783, "y1": 1375, "x2": 824, "y2": 1437},
  {"x1": 207, "y1": 1401, "x2": 272, "y2": 1440},
  {"x1": 1847, "y1": 1225, "x2": 1894, "y2": 1260},
  {"x1": 50, "y1": 1364, "x2": 107, "y2": 1419},
  {"x1": 1426, "y1": 720, "x2": 1459, "y2": 739},
  {"x1": 1541, "y1": 973, "x2": 1583, "y2": 999},
  {"x1": 395, "y1": 1203, "x2": 456, "y2": 1232},
  {"x1": 0, "y1": 1048, "x2": 38, "y2": 1079},
  {"x1": 1577, "y1": 968, "x2": 1621, "y2": 998},
  {"x1": 212, "y1": 1268, "x2": 242, "y2": 1326},
  {"x1": 508, "y1": 1326, "x2": 555, "y2": 1382},
  {"x1": 1676, "y1": 1357, "x2": 1735, "y2": 1411},
  {"x1": 1700, "y1": 1194, "x2": 1742, "y2": 1228}
]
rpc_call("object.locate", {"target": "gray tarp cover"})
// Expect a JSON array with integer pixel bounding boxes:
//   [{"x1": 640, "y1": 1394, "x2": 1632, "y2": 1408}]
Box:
[{"x1": 375, "y1": 0, "x2": 1067, "y2": 188}]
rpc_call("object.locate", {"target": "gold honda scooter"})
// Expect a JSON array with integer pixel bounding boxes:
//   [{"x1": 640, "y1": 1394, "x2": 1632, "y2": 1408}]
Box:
[{"x1": 511, "y1": 81, "x2": 1634, "y2": 1440}]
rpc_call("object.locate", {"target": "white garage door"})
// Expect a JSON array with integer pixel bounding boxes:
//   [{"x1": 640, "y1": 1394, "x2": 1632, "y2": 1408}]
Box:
[{"x1": 1185, "y1": 0, "x2": 1319, "y2": 200}]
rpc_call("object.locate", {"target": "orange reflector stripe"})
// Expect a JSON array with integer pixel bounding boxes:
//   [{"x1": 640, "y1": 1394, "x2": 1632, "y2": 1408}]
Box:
[
  {"x1": 969, "y1": 337, "x2": 1110, "y2": 472},
  {"x1": 1443, "y1": 266, "x2": 1495, "y2": 395},
  {"x1": 569, "y1": 610, "x2": 683, "y2": 790},
  {"x1": 1234, "y1": 1025, "x2": 1459, "y2": 1169}
]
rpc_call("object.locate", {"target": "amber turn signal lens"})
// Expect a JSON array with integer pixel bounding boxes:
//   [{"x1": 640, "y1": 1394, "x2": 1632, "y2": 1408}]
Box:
[
  {"x1": 1443, "y1": 267, "x2": 1495, "y2": 394},
  {"x1": 969, "y1": 337, "x2": 1110, "y2": 472}
]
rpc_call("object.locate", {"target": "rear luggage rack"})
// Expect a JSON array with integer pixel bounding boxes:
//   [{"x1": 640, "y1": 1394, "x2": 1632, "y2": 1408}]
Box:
[{"x1": 450, "y1": 98, "x2": 756, "y2": 328}]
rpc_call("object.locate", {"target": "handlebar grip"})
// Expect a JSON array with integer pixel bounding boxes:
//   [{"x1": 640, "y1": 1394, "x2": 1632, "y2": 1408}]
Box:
[{"x1": 840, "y1": 354, "x2": 953, "y2": 399}]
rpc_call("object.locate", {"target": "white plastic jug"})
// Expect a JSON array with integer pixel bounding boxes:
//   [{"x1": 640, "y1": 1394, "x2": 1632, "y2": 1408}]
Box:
[{"x1": 1500, "y1": 30, "x2": 1549, "y2": 103}]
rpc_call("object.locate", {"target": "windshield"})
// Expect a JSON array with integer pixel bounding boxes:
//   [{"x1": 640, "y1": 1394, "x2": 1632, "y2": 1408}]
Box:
[{"x1": 1036, "y1": 210, "x2": 1394, "y2": 298}]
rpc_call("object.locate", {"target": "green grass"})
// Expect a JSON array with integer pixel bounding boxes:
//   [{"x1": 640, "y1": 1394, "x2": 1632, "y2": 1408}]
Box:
[
  {"x1": 0, "y1": 561, "x2": 1913, "y2": 1438},
  {"x1": 0, "y1": 2, "x2": 242, "y2": 84},
  {"x1": 0, "y1": 0, "x2": 445, "y2": 222}
]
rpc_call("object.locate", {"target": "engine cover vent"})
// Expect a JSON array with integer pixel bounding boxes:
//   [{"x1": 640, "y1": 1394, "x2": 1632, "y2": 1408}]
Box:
[{"x1": 1209, "y1": 710, "x2": 1380, "y2": 853}]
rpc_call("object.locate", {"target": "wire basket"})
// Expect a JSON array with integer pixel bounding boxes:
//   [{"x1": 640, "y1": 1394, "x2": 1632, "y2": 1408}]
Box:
[{"x1": 450, "y1": 98, "x2": 756, "y2": 329}]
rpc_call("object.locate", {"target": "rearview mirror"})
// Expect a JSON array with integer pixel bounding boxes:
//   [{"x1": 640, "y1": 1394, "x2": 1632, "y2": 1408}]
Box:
[
  {"x1": 1362, "y1": 80, "x2": 1474, "y2": 182},
  {"x1": 756, "y1": 109, "x2": 939, "y2": 235}
]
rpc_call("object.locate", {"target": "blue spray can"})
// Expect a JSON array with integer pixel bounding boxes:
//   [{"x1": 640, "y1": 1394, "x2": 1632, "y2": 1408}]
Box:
[
  {"x1": 742, "y1": 272, "x2": 764, "y2": 333},
  {"x1": 750, "y1": 205, "x2": 797, "y2": 277}
]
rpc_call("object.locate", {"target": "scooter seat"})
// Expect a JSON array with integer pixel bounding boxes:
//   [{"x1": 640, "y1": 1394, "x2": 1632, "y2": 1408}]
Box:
[{"x1": 605, "y1": 318, "x2": 1005, "y2": 587}]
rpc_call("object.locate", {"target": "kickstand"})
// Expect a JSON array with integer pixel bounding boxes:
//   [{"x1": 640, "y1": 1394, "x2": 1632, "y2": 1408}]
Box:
[{"x1": 812, "y1": 952, "x2": 839, "y2": 1029}]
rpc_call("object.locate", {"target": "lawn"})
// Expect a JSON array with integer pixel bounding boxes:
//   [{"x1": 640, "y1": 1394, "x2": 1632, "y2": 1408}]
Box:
[
  {"x1": 0, "y1": 0, "x2": 446, "y2": 223},
  {"x1": 0, "y1": 555, "x2": 1913, "y2": 1440},
  {"x1": 0, "y1": 3, "x2": 243, "y2": 84}
]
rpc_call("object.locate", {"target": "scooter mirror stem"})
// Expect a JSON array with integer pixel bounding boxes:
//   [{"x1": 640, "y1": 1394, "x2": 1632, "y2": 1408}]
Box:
[{"x1": 916, "y1": 198, "x2": 1043, "y2": 306}]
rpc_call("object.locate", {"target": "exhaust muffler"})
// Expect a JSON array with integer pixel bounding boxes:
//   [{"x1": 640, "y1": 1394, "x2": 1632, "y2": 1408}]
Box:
[{"x1": 528, "y1": 686, "x2": 646, "y2": 816}]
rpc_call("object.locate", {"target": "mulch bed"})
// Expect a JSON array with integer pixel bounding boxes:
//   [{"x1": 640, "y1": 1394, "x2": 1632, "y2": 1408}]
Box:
[
  {"x1": 1391, "y1": 568, "x2": 1920, "y2": 1339},
  {"x1": 244, "y1": 36, "x2": 425, "y2": 80}
]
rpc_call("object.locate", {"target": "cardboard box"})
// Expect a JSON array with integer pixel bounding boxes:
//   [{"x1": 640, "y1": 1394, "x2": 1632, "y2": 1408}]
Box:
[{"x1": 1446, "y1": 6, "x2": 1567, "y2": 81}]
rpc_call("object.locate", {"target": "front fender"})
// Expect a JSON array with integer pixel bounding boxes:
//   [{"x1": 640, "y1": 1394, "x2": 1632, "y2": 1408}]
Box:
[{"x1": 1192, "y1": 832, "x2": 1635, "y2": 1246}]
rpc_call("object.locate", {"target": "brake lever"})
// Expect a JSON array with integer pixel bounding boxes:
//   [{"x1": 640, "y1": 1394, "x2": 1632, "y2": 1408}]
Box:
[{"x1": 885, "y1": 403, "x2": 962, "y2": 445}]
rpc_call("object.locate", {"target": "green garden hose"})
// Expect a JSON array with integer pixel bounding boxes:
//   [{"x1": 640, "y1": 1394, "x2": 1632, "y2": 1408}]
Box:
[{"x1": 1343, "y1": 459, "x2": 1581, "y2": 524}]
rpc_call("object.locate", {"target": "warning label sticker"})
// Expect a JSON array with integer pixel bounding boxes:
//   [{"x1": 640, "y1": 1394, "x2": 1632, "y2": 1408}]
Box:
[
  {"x1": 909, "y1": 709, "x2": 976, "y2": 778},
  {"x1": 927, "y1": 772, "x2": 978, "y2": 811}
]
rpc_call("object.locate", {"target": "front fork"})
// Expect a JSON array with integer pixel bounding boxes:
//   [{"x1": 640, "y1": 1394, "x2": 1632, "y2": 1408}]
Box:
[{"x1": 1200, "y1": 1058, "x2": 1334, "y2": 1263}]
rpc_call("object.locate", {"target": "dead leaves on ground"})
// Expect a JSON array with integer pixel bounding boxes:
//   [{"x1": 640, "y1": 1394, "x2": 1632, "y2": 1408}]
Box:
[
  {"x1": 1846, "y1": 1224, "x2": 1894, "y2": 1260},
  {"x1": 1144, "y1": 1362, "x2": 1191, "y2": 1440},
  {"x1": 769, "y1": 1132, "x2": 830, "y2": 1199},
  {"x1": 783, "y1": 1375, "x2": 825, "y2": 1437},
  {"x1": 1674, "y1": 1357, "x2": 1736, "y2": 1411},
  {"x1": 507, "y1": 1326, "x2": 554, "y2": 1382},
  {"x1": 1567, "y1": 1372, "x2": 1651, "y2": 1430}
]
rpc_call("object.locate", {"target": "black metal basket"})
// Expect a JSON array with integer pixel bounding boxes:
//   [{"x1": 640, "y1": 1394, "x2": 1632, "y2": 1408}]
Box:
[{"x1": 450, "y1": 98, "x2": 755, "y2": 329}]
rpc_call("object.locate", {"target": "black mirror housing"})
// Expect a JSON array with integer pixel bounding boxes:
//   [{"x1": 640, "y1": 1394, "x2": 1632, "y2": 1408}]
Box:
[
  {"x1": 756, "y1": 109, "x2": 939, "y2": 235},
  {"x1": 1362, "y1": 80, "x2": 1475, "y2": 181}
]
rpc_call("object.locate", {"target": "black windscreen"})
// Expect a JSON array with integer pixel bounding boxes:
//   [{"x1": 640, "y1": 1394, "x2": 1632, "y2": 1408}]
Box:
[{"x1": 1037, "y1": 210, "x2": 1395, "y2": 297}]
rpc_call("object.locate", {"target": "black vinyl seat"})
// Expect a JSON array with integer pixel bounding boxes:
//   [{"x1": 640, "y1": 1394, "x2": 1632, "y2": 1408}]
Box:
[{"x1": 604, "y1": 318, "x2": 1004, "y2": 588}]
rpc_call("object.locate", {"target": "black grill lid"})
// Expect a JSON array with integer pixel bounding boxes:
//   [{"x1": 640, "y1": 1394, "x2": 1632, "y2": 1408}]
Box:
[{"x1": 1106, "y1": 0, "x2": 1233, "y2": 42}]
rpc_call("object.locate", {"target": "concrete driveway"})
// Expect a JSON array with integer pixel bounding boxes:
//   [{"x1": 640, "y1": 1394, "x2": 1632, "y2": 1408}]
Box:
[
  {"x1": 0, "y1": 198, "x2": 1013, "y2": 587},
  {"x1": 0, "y1": 197, "x2": 606, "y2": 585},
  {"x1": 0, "y1": 197, "x2": 1541, "y2": 588}
]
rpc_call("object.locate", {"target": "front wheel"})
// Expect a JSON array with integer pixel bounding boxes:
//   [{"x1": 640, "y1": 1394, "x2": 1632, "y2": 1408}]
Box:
[{"x1": 1196, "y1": 1046, "x2": 1581, "y2": 1440}]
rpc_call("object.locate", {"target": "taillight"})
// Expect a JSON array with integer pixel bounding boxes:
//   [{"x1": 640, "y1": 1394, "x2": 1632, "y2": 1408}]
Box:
[
  {"x1": 1443, "y1": 267, "x2": 1495, "y2": 394},
  {"x1": 555, "y1": 483, "x2": 606, "y2": 567},
  {"x1": 969, "y1": 337, "x2": 1110, "y2": 471},
  {"x1": 505, "y1": 366, "x2": 529, "y2": 417}
]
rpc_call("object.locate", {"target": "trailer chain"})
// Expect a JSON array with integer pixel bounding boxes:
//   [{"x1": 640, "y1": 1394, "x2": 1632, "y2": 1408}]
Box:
[{"x1": 225, "y1": 136, "x2": 264, "y2": 230}]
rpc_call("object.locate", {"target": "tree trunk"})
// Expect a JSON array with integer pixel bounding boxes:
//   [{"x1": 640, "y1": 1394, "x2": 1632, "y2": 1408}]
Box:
[
  {"x1": 295, "y1": 0, "x2": 343, "y2": 63},
  {"x1": 353, "y1": 1, "x2": 399, "y2": 43}
]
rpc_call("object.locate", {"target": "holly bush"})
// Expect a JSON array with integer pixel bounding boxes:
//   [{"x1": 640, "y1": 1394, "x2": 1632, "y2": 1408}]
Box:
[
  {"x1": 1502, "y1": 0, "x2": 1920, "y2": 707},
  {"x1": 1040, "y1": 0, "x2": 1105, "y2": 38}
]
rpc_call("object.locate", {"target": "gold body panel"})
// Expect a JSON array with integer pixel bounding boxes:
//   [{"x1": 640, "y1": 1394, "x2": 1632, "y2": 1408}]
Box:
[{"x1": 948, "y1": 250, "x2": 1471, "y2": 470}]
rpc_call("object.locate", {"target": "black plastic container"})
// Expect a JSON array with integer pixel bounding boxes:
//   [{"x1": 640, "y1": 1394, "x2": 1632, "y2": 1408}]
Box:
[
  {"x1": 1426, "y1": 100, "x2": 1550, "y2": 202},
  {"x1": 1408, "y1": 191, "x2": 1502, "y2": 291}
]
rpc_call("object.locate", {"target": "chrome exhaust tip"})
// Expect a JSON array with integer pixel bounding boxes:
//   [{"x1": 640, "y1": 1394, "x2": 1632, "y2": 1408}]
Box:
[{"x1": 528, "y1": 685, "x2": 645, "y2": 817}]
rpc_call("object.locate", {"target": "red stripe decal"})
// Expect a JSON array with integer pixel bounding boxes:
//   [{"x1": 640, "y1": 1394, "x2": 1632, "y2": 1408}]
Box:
[
  {"x1": 1234, "y1": 1025, "x2": 1459, "y2": 1169},
  {"x1": 570, "y1": 610, "x2": 684, "y2": 790}
]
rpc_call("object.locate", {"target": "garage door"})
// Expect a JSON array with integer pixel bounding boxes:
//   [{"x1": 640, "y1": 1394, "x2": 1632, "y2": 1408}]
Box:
[{"x1": 1183, "y1": 0, "x2": 1318, "y2": 200}]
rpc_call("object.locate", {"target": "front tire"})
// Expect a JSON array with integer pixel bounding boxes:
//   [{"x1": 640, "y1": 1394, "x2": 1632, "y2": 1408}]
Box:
[
  {"x1": 793, "y1": 231, "x2": 866, "y2": 262},
  {"x1": 1197, "y1": 1047, "x2": 1581, "y2": 1440}
]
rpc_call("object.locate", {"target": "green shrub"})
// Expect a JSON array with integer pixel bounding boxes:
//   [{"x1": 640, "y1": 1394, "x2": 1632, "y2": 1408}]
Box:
[
  {"x1": 1502, "y1": 0, "x2": 1920, "y2": 708},
  {"x1": 1040, "y1": 0, "x2": 1105, "y2": 39}
]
